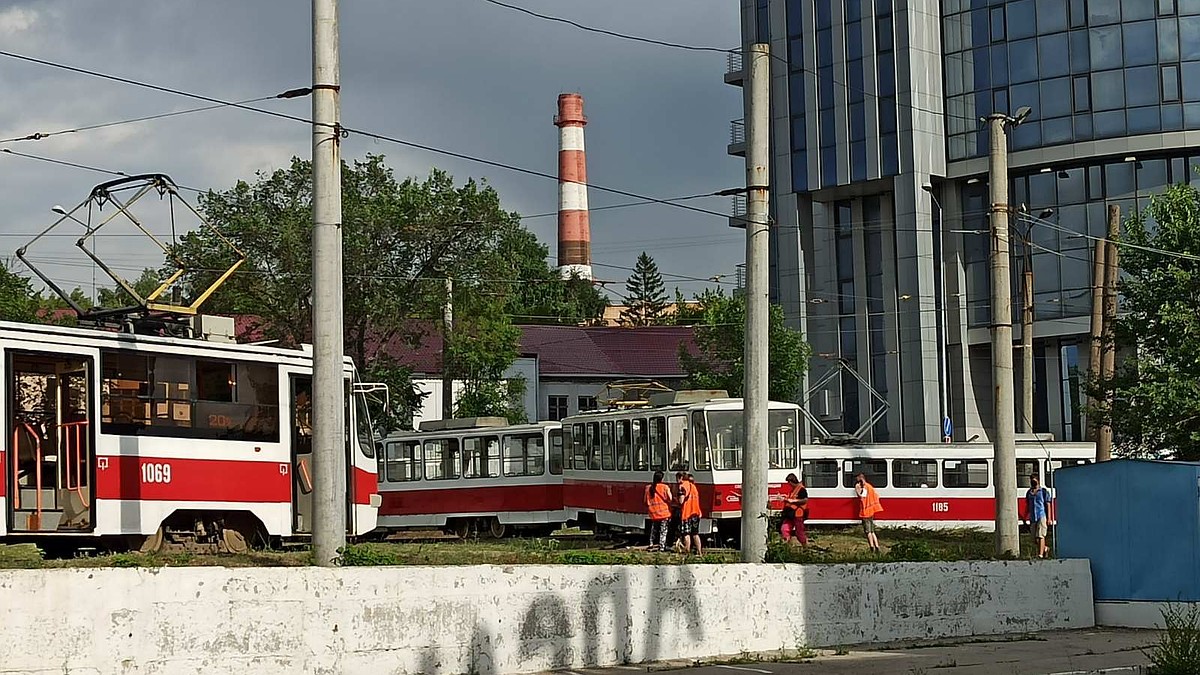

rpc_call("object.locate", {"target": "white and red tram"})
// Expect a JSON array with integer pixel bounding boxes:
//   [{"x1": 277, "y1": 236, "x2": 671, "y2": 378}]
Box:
[
  {"x1": 561, "y1": 392, "x2": 804, "y2": 542},
  {"x1": 799, "y1": 442, "x2": 1093, "y2": 528},
  {"x1": 0, "y1": 320, "x2": 380, "y2": 551},
  {"x1": 377, "y1": 418, "x2": 566, "y2": 538}
]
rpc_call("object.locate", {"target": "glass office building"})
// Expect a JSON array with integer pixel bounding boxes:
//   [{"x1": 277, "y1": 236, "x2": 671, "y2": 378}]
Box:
[{"x1": 733, "y1": 0, "x2": 1200, "y2": 443}]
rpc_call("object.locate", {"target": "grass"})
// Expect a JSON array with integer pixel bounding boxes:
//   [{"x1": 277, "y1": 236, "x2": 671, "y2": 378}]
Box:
[{"x1": 0, "y1": 526, "x2": 1052, "y2": 569}]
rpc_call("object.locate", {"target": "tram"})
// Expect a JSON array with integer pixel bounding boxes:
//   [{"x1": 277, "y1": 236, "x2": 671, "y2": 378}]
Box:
[
  {"x1": 561, "y1": 391, "x2": 804, "y2": 542},
  {"x1": 376, "y1": 418, "x2": 566, "y2": 537},
  {"x1": 0, "y1": 319, "x2": 380, "y2": 552}
]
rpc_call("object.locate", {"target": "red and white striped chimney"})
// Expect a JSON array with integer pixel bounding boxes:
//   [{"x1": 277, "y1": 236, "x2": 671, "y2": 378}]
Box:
[{"x1": 554, "y1": 93, "x2": 592, "y2": 280}]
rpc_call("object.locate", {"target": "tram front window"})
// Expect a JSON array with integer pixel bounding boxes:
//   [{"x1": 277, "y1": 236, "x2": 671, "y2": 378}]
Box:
[
  {"x1": 706, "y1": 409, "x2": 798, "y2": 470},
  {"x1": 354, "y1": 389, "x2": 375, "y2": 458}
]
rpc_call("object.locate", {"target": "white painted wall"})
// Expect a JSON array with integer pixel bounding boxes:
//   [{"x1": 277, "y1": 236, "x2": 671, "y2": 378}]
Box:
[
  {"x1": 0, "y1": 560, "x2": 1092, "y2": 675},
  {"x1": 412, "y1": 357, "x2": 539, "y2": 428}
]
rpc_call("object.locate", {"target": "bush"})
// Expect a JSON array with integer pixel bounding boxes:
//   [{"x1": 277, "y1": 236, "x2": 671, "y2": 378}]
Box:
[
  {"x1": 887, "y1": 540, "x2": 937, "y2": 562},
  {"x1": 336, "y1": 544, "x2": 400, "y2": 567},
  {"x1": 1147, "y1": 603, "x2": 1200, "y2": 674}
]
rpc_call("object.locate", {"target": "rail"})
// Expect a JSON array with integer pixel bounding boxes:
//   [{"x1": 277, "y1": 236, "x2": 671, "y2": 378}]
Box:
[
  {"x1": 61, "y1": 420, "x2": 90, "y2": 507},
  {"x1": 11, "y1": 422, "x2": 42, "y2": 512},
  {"x1": 730, "y1": 119, "x2": 746, "y2": 145}
]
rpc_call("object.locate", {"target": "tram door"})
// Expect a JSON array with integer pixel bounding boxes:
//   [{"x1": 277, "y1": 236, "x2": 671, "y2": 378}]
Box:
[
  {"x1": 290, "y1": 375, "x2": 314, "y2": 534},
  {"x1": 6, "y1": 352, "x2": 93, "y2": 532}
]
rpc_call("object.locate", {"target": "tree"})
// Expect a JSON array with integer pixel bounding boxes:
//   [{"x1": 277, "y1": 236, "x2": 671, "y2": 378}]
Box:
[
  {"x1": 494, "y1": 227, "x2": 607, "y2": 325},
  {"x1": 1090, "y1": 182, "x2": 1200, "y2": 459},
  {"x1": 676, "y1": 289, "x2": 811, "y2": 401},
  {"x1": 0, "y1": 261, "x2": 39, "y2": 323},
  {"x1": 172, "y1": 155, "x2": 533, "y2": 429},
  {"x1": 96, "y1": 268, "x2": 165, "y2": 309},
  {"x1": 619, "y1": 252, "x2": 669, "y2": 326}
]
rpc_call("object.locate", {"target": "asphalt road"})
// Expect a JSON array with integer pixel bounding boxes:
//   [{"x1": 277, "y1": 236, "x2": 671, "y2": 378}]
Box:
[{"x1": 546, "y1": 628, "x2": 1157, "y2": 675}]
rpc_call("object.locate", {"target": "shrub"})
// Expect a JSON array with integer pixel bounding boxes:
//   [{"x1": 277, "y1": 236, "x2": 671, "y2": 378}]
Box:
[
  {"x1": 336, "y1": 544, "x2": 400, "y2": 567},
  {"x1": 887, "y1": 540, "x2": 936, "y2": 562},
  {"x1": 1147, "y1": 603, "x2": 1200, "y2": 674}
]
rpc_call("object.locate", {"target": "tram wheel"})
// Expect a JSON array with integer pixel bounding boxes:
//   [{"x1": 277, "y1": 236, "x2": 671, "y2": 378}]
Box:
[
  {"x1": 447, "y1": 520, "x2": 471, "y2": 540},
  {"x1": 220, "y1": 528, "x2": 249, "y2": 554},
  {"x1": 487, "y1": 518, "x2": 508, "y2": 539},
  {"x1": 138, "y1": 527, "x2": 165, "y2": 554}
]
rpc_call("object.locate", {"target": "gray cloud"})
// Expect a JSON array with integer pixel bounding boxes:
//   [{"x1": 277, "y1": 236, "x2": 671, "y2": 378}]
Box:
[{"x1": 0, "y1": 0, "x2": 743, "y2": 301}]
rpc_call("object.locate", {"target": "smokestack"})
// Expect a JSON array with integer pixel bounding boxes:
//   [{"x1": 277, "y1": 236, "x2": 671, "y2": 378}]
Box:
[{"x1": 555, "y1": 93, "x2": 592, "y2": 280}]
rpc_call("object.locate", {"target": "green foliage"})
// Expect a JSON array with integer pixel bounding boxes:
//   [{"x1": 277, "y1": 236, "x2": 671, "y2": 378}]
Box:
[
  {"x1": 886, "y1": 539, "x2": 936, "y2": 562},
  {"x1": 676, "y1": 288, "x2": 811, "y2": 401},
  {"x1": 336, "y1": 543, "x2": 401, "y2": 566},
  {"x1": 96, "y1": 268, "x2": 164, "y2": 309},
  {"x1": 619, "y1": 252, "x2": 669, "y2": 326},
  {"x1": 363, "y1": 357, "x2": 429, "y2": 433},
  {"x1": 495, "y1": 228, "x2": 607, "y2": 325},
  {"x1": 1147, "y1": 603, "x2": 1200, "y2": 674},
  {"x1": 0, "y1": 261, "x2": 40, "y2": 323},
  {"x1": 1089, "y1": 183, "x2": 1200, "y2": 459}
]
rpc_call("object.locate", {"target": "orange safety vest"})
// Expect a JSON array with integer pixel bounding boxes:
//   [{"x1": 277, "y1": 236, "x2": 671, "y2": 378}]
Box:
[
  {"x1": 784, "y1": 482, "x2": 807, "y2": 520},
  {"x1": 646, "y1": 482, "x2": 672, "y2": 520},
  {"x1": 680, "y1": 480, "x2": 702, "y2": 520},
  {"x1": 859, "y1": 481, "x2": 883, "y2": 518}
]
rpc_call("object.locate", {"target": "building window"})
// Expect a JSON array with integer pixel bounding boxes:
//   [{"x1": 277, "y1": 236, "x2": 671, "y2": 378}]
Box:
[
  {"x1": 548, "y1": 395, "x2": 568, "y2": 421},
  {"x1": 578, "y1": 396, "x2": 597, "y2": 412}
]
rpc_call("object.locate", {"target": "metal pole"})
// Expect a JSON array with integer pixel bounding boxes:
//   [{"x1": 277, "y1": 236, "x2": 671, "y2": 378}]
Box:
[
  {"x1": 311, "y1": 0, "x2": 346, "y2": 566},
  {"x1": 987, "y1": 113, "x2": 1019, "y2": 557},
  {"x1": 1021, "y1": 236, "x2": 1034, "y2": 434},
  {"x1": 1086, "y1": 237, "x2": 1107, "y2": 447},
  {"x1": 442, "y1": 277, "x2": 454, "y2": 420},
  {"x1": 1097, "y1": 205, "x2": 1121, "y2": 461},
  {"x1": 741, "y1": 43, "x2": 770, "y2": 563}
]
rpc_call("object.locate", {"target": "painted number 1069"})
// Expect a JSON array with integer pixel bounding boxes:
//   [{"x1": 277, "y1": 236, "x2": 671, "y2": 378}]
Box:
[{"x1": 141, "y1": 462, "x2": 172, "y2": 484}]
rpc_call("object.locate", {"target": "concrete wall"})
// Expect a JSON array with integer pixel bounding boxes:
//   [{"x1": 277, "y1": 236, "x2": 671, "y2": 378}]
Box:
[{"x1": 1, "y1": 560, "x2": 1093, "y2": 675}]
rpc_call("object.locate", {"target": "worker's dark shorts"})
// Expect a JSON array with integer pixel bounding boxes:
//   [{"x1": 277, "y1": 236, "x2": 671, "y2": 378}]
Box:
[
  {"x1": 862, "y1": 518, "x2": 876, "y2": 535},
  {"x1": 680, "y1": 515, "x2": 700, "y2": 535}
]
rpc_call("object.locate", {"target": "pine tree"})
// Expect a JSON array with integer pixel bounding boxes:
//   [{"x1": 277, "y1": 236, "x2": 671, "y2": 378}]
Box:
[{"x1": 619, "y1": 252, "x2": 669, "y2": 326}]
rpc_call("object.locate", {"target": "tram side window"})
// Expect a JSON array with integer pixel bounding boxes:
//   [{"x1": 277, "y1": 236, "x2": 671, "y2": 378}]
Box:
[
  {"x1": 503, "y1": 433, "x2": 545, "y2": 476},
  {"x1": 691, "y1": 411, "x2": 711, "y2": 471},
  {"x1": 424, "y1": 438, "x2": 460, "y2": 480},
  {"x1": 1017, "y1": 459, "x2": 1040, "y2": 485},
  {"x1": 616, "y1": 420, "x2": 631, "y2": 470},
  {"x1": 1046, "y1": 459, "x2": 1089, "y2": 487},
  {"x1": 667, "y1": 415, "x2": 689, "y2": 471},
  {"x1": 649, "y1": 417, "x2": 667, "y2": 471},
  {"x1": 842, "y1": 459, "x2": 888, "y2": 488},
  {"x1": 548, "y1": 429, "x2": 564, "y2": 475},
  {"x1": 892, "y1": 459, "x2": 939, "y2": 488},
  {"x1": 632, "y1": 418, "x2": 649, "y2": 471},
  {"x1": 587, "y1": 421, "x2": 601, "y2": 470},
  {"x1": 571, "y1": 423, "x2": 586, "y2": 469},
  {"x1": 943, "y1": 459, "x2": 989, "y2": 488},
  {"x1": 385, "y1": 441, "x2": 422, "y2": 482},
  {"x1": 601, "y1": 421, "x2": 615, "y2": 470},
  {"x1": 463, "y1": 435, "x2": 500, "y2": 478},
  {"x1": 100, "y1": 350, "x2": 279, "y2": 442},
  {"x1": 802, "y1": 459, "x2": 839, "y2": 488}
]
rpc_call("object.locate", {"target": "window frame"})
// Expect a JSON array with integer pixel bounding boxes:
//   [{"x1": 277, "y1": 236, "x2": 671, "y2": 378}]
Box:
[
  {"x1": 942, "y1": 458, "x2": 990, "y2": 488},
  {"x1": 423, "y1": 438, "x2": 460, "y2": 481},
  {"x1": 801, "y1": 459, "x2": 840, "y2": 488},
  {"x1": 842, "y1": 458, "x2": 888, "y2": 488},
  {"x1": 891, "y1": 459, "x2": 939, "y2": 489}
]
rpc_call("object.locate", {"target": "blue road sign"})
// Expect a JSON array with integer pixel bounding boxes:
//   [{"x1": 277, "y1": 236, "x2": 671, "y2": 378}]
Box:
[{"x1": 942, "y1": 416, "x2": 953, "y2": 440}]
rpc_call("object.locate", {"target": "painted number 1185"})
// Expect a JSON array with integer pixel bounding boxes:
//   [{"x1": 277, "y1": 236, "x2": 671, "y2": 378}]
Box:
[
  {"x1": 141, "y1": 462, "x2": 172, "y2": 484},
  {"x1": 932, "y1": 502, "x2": 950, "y2": 513}
]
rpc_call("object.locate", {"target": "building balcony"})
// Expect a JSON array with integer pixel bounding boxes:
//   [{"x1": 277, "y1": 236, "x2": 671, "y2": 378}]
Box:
[
  {"x1": 728, "y1": 119, "x2": 746, "y2": 157},
  {"x1": 724, "y1": 51, "x2": 745, "y2": 86},
  {"x1": 729, "y1": 195, "x2": 748, "y2": 229}
]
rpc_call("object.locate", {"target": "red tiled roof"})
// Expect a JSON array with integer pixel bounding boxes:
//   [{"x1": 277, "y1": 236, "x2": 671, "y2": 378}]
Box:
[{"x1": 232, "y1": 315, "x2": 695, "y2": 378}]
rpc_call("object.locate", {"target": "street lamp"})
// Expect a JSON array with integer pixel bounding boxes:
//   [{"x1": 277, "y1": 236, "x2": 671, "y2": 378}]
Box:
[{"x1": 922, "y1": 182, "x2": 952, "y2": 442}]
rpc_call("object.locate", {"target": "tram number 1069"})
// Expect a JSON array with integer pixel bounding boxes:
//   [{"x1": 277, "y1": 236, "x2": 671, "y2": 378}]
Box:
[{"x1": 141, "y1": 462, "x2": 173, "y2": 484}]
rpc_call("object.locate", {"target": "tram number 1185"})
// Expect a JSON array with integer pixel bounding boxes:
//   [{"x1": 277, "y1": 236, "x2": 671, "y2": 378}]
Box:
[
  {"x1": 141, "y1": 462, "x2": 173, "y2": 484},
  {"x1": 932, "y1": 502, "x2": 950, "y2": 513}
]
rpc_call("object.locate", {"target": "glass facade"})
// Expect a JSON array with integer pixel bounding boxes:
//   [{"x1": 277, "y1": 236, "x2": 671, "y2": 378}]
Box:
[
  {"x1": 786, "y1": 0, "x2": 899, "y2": 190},
  {"x1": 961, "y1": 153, "x2": 1198, "y2": 327},
  {"x1": 835, "y1": 201, "x2": 859, "y2": 430},
  {"x1": 943, "y1": 0, "x2": 1200, "y2": 161}
]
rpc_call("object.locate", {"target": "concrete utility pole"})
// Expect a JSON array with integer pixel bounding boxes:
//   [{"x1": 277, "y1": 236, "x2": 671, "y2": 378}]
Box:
[
  {"x1": 1096, "y1": 205, "x2": 1121, "y2": 461},
  {"x1": 986, "y1": 109, "x2": 1028, "y2": 557},
  {"x1": 741, "y1": 43, "x2": 770, "y2": 563},
  {"x1": 311, "y1": 0, "x2": 346, "y2": 566},
  {"x1": 1087, "y1": 235, "x2": 1107, "y2": 445},
  {"x1": 442, "y1": 277, "x2": 454, "y2": 420}
]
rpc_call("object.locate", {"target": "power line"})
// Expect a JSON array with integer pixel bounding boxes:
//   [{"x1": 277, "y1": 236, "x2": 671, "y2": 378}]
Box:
[
  {"x1": 0, "y1": 148, "x2": 205, "y2": 192},
  {"x1": 0, "y1": 49, "x2": 730, "y2": 220}
]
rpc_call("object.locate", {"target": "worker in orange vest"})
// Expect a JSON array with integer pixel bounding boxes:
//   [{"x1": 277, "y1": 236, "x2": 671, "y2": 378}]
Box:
[
  {"x1": 677, "y1": 472, "x2": 703, "y2": 556},
  {"x1": 645, "y1": 470, "x2": 672, "y2": 551},
  {"x1": 780, "y1": 473, "x2": 808, "y2": 547},
  {"x1": 854, "y1": 472, "x2": 883, "y2": 553}
]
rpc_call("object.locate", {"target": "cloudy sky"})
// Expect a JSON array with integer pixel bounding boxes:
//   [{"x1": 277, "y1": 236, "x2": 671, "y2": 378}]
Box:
[{"x1": 0, "y1": 1, "x2": 744, "y2": 304}]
